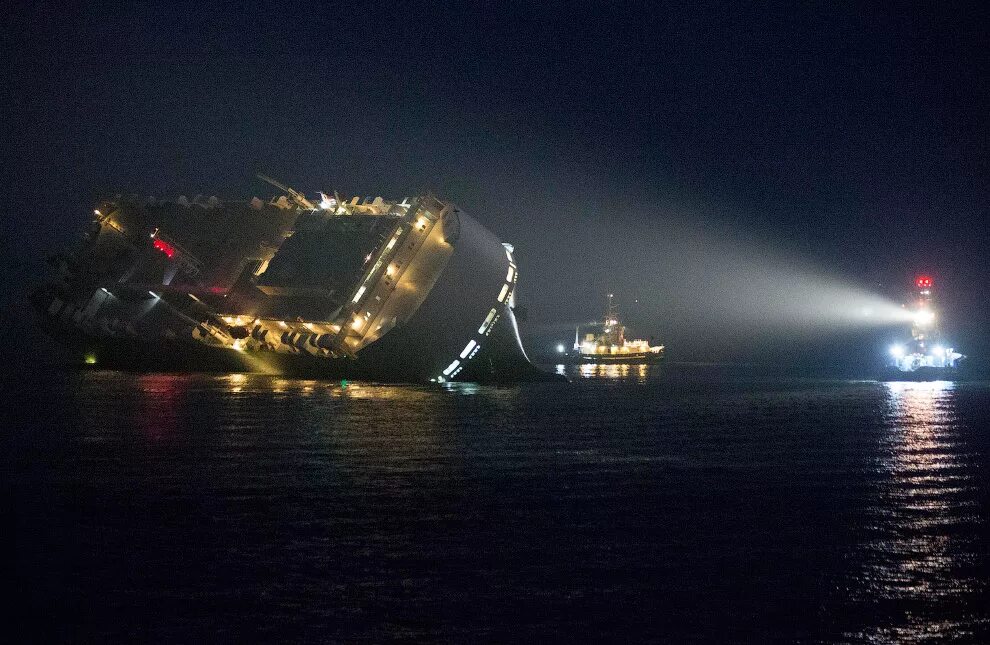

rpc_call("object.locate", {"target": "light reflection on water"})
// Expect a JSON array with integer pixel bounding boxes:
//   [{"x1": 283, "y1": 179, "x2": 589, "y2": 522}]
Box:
[
  {"x1": 844, "y1": 381, "x2": 986, "y2": 642},
  {"x1": 563, "y1": 363, "x2": 652, "y2": 382},
  {"x1": 17, "y1": 370, "x2": 989, "y2": 641}
]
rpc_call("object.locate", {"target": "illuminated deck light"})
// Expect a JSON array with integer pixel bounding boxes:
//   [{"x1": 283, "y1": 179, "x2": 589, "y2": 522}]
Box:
[{"x1": 460, "y1": 340, "x2": 477, "y2": 359}]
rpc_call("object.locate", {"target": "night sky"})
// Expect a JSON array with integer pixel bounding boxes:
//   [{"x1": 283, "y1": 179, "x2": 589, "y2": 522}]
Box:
[{"x1": 3, "y1": 2, "x2": 987, "y2": 368}]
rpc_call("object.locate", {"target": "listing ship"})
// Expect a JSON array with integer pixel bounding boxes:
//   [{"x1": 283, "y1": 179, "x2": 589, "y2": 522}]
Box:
[
  {"x1": 886, "y1": 275, "x2": 964, "y2": 379},
  {"x1": 567, "y1": 294, "x2": 664, "y2": 363},
  {"x1": 31, "y1": 176, "x2": 552, "y2": 383}
]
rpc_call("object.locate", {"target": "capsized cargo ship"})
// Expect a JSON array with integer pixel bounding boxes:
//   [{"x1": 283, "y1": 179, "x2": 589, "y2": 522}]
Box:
[
  {"x1": 31, "y1": 176, "x2": 553, "y2": 382},
  {"x1": 567, "y1": 294, "x2": 664, "y2": 363},
  {"x1": 885, "y1": 275, "x2": 965, "y2": 380}
]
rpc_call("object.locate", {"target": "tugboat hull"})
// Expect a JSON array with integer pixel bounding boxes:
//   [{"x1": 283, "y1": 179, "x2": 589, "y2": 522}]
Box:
[{"x1": 565, "y1": 352, "x2": 664, "y2": 365}]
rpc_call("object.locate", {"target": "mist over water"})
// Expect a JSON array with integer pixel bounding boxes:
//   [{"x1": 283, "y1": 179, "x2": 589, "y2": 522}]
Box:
[{"x1": 519, "y1": 197, "x2": 914, "y2": 364}]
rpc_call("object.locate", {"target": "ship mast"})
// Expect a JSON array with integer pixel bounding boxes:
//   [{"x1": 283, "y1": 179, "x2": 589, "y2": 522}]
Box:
[
  {"x1": 602, "y1": 293, "x2": 624, "y2": 346},
  {"x1": 604, "y1": 293, "x2": 617, "y2": 326},
  {"x1": 910, "y1": 275, "x2": 937, "y2": 351}
]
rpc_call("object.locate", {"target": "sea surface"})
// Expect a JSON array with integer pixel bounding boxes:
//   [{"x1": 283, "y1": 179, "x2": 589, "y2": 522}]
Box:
[{"x1": 5, "y1": 365, "x2": 990, "y2": 643}]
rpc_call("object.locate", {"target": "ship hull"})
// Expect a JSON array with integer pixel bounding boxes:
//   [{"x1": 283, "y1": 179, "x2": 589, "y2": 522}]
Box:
[
  {"x1": 48, "y1": 332, "x2": 557, "y2": 382},
  {"x1": 880, "y1": 365, "x2": 968, "y2": 382}
]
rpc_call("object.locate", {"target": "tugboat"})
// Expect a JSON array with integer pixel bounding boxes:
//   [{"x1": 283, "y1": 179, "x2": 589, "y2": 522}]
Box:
[
  {"x1": 886, "y1": 275, "x2": 965, "y2": 380},
  {"x1": 566, "y1": 294, "x2": 664, "y2": 363}
]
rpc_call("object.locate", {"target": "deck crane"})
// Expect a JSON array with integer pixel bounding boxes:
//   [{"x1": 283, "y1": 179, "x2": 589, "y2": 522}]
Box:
[{"x1": 256, "y1": 173, "x2": 317, "y2": 210}]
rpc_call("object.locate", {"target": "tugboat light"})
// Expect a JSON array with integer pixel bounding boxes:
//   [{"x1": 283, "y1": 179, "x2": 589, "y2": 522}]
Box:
[
  {"x1": 889, "y1": 344, "x2": 905, "y2": 357},
  {"x1": 916, "y1": 276, "x2": 933, "y2": 289},
  {"x1": 932, "y1": 345, "x2": 945, "y2": 356},
  {"x1": 914, "y1": 309, "x2": 935, "y2": 326},
  {"x1": 556, "y1": 344, "x2": 566, "y2": 353}
]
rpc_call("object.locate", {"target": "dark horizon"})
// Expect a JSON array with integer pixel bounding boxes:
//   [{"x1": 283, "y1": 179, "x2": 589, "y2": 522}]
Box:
[{"x1": 3, "y1": 2, "x2": 987, "y2": 368}]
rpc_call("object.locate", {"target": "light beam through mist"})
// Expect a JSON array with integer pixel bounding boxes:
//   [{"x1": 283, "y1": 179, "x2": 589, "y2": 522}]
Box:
[{"x1": 526, "y1": 199, "x2": 917, "y2": 359}]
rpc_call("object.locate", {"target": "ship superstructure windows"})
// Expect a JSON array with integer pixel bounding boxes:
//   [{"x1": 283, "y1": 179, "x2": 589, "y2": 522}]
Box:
[
  {"x1": 434, "y1": 243, "x2": 520, "y2": 382},
  {"x1": 460, "y1": 340, "x2": 477, "y2": 359},
  {"x1": 479, "y1": 308, "x2": 498, "y2": 334}
]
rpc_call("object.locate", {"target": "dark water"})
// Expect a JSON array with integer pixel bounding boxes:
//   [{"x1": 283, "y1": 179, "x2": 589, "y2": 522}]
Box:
[{"x1": 5, "y1": 366, "x2": 990, "y2": 642}]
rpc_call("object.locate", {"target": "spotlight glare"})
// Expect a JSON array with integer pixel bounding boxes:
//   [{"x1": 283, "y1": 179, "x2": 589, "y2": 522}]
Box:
[{"x1": 914, "y1": 309, "x2": 935, "y2": 326}]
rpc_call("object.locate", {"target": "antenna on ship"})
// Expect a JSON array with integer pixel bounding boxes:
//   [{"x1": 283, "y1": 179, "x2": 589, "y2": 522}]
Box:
[{"x1": 256, "y1": 173, "x2": 317, "y2": 210}]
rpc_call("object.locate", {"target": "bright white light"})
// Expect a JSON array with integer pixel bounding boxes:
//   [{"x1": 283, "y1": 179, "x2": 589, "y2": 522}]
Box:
[
  {"x1": 914, "y1": 309, "x2": 935, "y2": 326},
  {"x1": 556, "y1": 344, "x2": 565, "y2": 353},
  {"x1": 889, "y1": 344, "x2": 905, "y2": 358},
  {"x1": 932, "y1": 345, "x2": 945, "y2": 356},
  {"x1": 318, "y1": 193, "x2": 336, "y2": 210}
]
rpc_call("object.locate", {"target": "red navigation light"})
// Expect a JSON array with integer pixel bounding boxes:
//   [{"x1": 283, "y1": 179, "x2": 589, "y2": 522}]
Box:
[
  {"x1": 153, "y1": 238, "x2": 175, "y2": 258},
  {"x1": 916, "y1": 276, "x2": 933, "y2": 289}
]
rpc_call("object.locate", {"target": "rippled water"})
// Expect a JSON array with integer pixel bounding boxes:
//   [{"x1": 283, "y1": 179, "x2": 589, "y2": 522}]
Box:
[{"x1": 5, "y1": 367, "x2": 989, "y2": 642}]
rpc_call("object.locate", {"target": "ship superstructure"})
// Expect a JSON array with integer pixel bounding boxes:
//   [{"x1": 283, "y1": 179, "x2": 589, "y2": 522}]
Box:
[
  {"x1": 570, "y1": 294, "x2": 664, "y2": 363},
  {"x1": 32, "y1": 177, "x2": 547, "y2": 382},
  {"x1": 888, "y1": 276, "x2": 964, "y2": 373}
]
